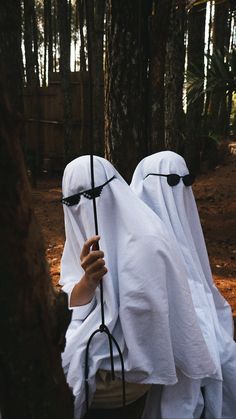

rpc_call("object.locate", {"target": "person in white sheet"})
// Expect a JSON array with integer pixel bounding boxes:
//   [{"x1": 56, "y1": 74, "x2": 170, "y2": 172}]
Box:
[
  {"x1": 60, "y1": 155, "x2": 219, "y2": 419},
  {"x1": 131, "y1": 150, "x2": 236, "y2": 419}
]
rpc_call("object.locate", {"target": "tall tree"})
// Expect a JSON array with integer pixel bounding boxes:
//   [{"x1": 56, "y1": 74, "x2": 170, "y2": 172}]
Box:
[
  {"x1": 76, "y1": 0, "x2": 87, "y2": 155},
  {"x1": 210, "y1": 0, "x2": 231, "y2": 136},
  {"x1": 0, "y1": 85, "x2": 73, "y2": 419},
  {"x1": 203, "y1": 0, "x2": 213, "y2": 117},
  {"x1": 165, "y1": 0, "x2": 187, "y2": 152},
  {"x1": 0, "y1": 0, "x2": 23, "y2": 115},
  {"x1": 48, "y1": 0, "x2": 53, "y2": 74},
  {"x1": 72, "y1": 0, "x2": 79, "y2": 71},
  {"x1": 32, "y1": 0, "x2": 40, "y2": 83},
  {"x1": 43, "y1": 0, "x2": 48, "y2": 84},
  {"x1": 43, "y1": 0, "x2": 53, "y2": 83},
  {"x1": 23, "y1": 0, "x2": 40, "y2": 87},
  {"x1": 23, "y1": 0, "x2": 42, "y2": 182},
  {"x1": 105, "y1": 0, "x2": 149, "y2": 182},
  {"x1": 77, "y1": 0, "x2": 86, "y2": 71},
  {"x1": 57, "y1": 0, "x2": 73, "y2": 163},
  {"x1": 0, "y1": 1, "x2": 73, "y2": 416},
  {"x1": 148, "y1": 0, "x2": 172, "y2": 153},
  {"x1": 185, "y1": 3, "x2": 206, "y2": 173},
  {"x1": 52, "y1": 0, "x2": 59, "y2": 71},
  {"x1": 86, "y1": 0, "x2": 105, "y2": 155}
]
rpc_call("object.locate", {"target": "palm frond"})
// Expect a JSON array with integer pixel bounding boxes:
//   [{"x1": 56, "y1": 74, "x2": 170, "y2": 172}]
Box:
[
  {"x1": 187, "y1": 48, "x2": 236, "y2": 106},
  {"x1": 187, "y1": 0, "x2": 227, "y2": 10}
]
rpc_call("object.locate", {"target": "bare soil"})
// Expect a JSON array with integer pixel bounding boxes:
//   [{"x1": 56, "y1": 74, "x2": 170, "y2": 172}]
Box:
[{"x1": 32, "y1": 149, "x2": 236, "y2": 317}]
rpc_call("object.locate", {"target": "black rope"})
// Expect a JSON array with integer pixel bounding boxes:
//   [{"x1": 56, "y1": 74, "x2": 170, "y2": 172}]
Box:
[{"x1": 84, "y1": 0, "x2": 126, "y2": 412}]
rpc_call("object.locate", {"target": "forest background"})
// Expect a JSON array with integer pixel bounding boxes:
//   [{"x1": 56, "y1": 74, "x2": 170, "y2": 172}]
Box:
[{"x1": 0, "y1": 0, "x2": 236, "y2": 418}]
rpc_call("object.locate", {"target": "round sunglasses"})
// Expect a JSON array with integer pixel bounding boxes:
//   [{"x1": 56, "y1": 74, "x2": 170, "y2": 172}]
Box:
[{"x1": 145, "y1": 173, "x2": 195, "y2": 186}]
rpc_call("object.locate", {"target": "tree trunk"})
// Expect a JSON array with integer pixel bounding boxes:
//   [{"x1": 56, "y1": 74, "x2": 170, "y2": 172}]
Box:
[
  {"x1": 32, "y1": 1, "x2": 40, "y2": 85},
  {"x1": 57, "y1": 0, "x2": 73, "y2": 163},
  {"x1": 165, "y1": 0, "x2": 187, "y2": 152},
  {"x1": 43, "y1": 0, "x2": 53, "y2": 83},
  {"x1": 0, "y1": 0, "x2": 23, "y2": 115},
  {"x1": 213, "y1": 1, "x2": 231, "y2": 54},
  {"x1": 204, "y1": 0, "x2": 213, "y2": 118},
  {"x1": 0, "y1": 3, "x2": 73, "y2": 415},
  {"x1": 44, "y1": 0, "x2": 48, "y2": 85},
  {"x1": 47, "y1": 0, "x2": 53, "y2": 74},
  {"x1": 148, "y1": 0, "x2": 172, "y2": 153},
  {"x1": 0, "y1": 86, "x2": 73, "y2": 419},
  {"x1": 23, "y1": 0, "x2": 39, "y2": 87},
  {"x1": 23, "y1": 0, "x2": 43, "y2": 181},
  {"x1": 105, "y1": 0, "x2": 149, "y2": 182},
  {"x1": 77, "y1": 0, "x2": 86, "y2": 71},
  {"x1": 210, "y1": 1, "x2": 231, "y2": 137},
  {"x1": 185, "y1": 3, "x2": 206, "y2": 173},
  {"x1": 52, "y1": 0, "x2": 59, "y2": 71},
  {"x1": 86, "y1": 0, "x2": 105, "y2": 156}
]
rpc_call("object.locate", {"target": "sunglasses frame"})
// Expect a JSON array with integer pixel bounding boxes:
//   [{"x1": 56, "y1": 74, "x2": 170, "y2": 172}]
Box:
[
  {"x1": 61, "y1": 175, "x2": 116, "y2": 206},
  {"x1": 145, "y1": 173, "x2": 195, "y2": 186}
]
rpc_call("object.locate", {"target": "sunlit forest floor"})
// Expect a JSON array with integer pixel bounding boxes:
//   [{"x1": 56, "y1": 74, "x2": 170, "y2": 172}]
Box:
[
  {"x1": 32, "y1": 147, "x2": 236, "y2": 317},
  {"x1": 193, "y1": 146, "x2": 236, "y2": 317}
]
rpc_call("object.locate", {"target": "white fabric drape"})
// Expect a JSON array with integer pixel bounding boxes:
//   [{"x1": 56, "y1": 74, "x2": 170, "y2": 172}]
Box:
[
  {"x1": 60, "y1": 155, "x2": 219, "y2": 419},
  {"x1": 131, "y1": 151, "x2": 236, "y2": 418}
]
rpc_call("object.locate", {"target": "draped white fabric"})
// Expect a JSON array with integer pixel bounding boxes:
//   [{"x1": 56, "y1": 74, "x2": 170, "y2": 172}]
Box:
[
  {"x1": 60, "y1": 155, "x2": 219, "y2": 419},
  {"x1": 131, "y1": 151, "x2": 236, "y2": 418}
]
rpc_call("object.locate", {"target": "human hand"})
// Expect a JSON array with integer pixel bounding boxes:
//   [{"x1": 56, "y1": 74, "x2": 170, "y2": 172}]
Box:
[{"x1": 80, "y1": 235, "x2": 108, "y2": 292}]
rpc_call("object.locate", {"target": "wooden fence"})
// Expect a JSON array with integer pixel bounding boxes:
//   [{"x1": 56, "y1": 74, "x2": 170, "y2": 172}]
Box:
[{"x1": 23, "y1": 71, "x2": 91, "y2": 172}]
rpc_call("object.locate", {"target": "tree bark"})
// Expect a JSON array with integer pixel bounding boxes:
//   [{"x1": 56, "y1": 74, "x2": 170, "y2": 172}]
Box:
[
  {"x1": 52, "y1": 0, "x2": 59, "y2": 71},
  {"x1": 148, "y1": 0, "x2": 172, "y2": 153},
  {"x1": 32, "y1": 1, "x2": 40, "y2": 84},
  {"x1": 23, "y1": 0, "x2": 43, "y2": 181},
  {"x1": 105, "y1": 0, "x2": 149, "y2": 182},
  {"x1": 0, "y1": 0, "x2": 23, "y2": 115},
  {"x1": 204, "y1": 0, "x2": 213, "y2": 117},
  {"x1": 185, "y1": 3, "x2": 206, "y2": 173},
  {"x1": 57, "y1": 0, "x2": 73, "y2": 163},
  {"x1": 210, "y1": 1, "x2": 231, "y2": 137},
  {"x1": 23, "y1": 0, "x2": 40, "y2": 87},
  {"x1": 43, "y1": 0, "x2": 53, "y2": 83},
  {"x1": 0, "y1": 3, "x2": 73, "y2": 414},
  {"x1": 44, "y1": 0, "x2": 48, "y2": 85},
  {"x1": 0, "y1": 86, "x2": 73, "y2": 419},
  {"x1": 47, "y1": 0, "x2": 53, "y2": 74},
  {"x1": 77, "y1": 0, "x2": 86, "y2": 71},
  {"x1": 213, "y1": 1, "x2": 231, "y2": 54},
  {"x1": 165, "y1": 0, "x2": 187, "y2": 152},
  {"x1": 86, "y1": 0, "x2": 105, "y2": 156}
]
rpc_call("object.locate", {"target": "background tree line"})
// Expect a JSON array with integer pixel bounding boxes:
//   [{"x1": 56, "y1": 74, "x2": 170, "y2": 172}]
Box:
[
  {"x1": 2, "y1": 0, "x2": 236, "y2": 181},
  {"x1": 0, "y1": 0, "x2": 235, "y2": 417}
]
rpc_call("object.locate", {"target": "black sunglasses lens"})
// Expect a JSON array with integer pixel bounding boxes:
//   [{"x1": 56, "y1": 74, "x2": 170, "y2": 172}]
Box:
[
  {"x1": 167, "y1": 174, "x2": 180, "y2": 186},
  {"x1": 61, "y1": 194, "x2": 81, "y2": 206},
  {"x1": 183, "y1": 174, "x2": 195, "y2": 186}
]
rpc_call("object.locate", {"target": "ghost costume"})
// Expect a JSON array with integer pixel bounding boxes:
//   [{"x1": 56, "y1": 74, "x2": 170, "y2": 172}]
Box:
[
  {"x1": 131, "y1": 151, "x2": 236, "y2": 419},
  {"x1": 60, "y1": 155, "x2": 219, "y2": 419}
]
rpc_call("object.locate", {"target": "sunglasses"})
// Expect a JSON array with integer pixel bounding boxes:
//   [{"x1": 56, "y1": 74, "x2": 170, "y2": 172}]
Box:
[
  {"x1": 145, "y1": 173, "x2": 195, "y2": 187},
  {"x1": 61, "y1": 175, "x2": 115, "y2": 206}
]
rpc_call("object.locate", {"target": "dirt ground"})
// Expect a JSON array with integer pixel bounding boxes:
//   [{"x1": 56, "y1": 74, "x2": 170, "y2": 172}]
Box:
[{"x1": 32, "y1": 148, "x2": 236, "y2": 317}]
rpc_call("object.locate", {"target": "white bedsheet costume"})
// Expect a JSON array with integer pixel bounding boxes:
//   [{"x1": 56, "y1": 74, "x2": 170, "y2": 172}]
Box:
[
  {"x1": 131, "y1": 151, "x2": 236, "y2": 419},
  {"x1": 60, "y1": 155, "x2": 219, "y2": 419}
]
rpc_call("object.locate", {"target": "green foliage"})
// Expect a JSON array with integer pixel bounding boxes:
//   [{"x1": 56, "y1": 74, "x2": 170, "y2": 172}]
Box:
[
  {"x1": 187, "y1": 48, "x2": 236, "y2": 106},
  {"x1": 187, "y1": 0, "x2": 227, "y2": 9},
  {"x1": 207, "y1": 49, "x2": 236, "y2": 94},
  {"x1": 186, "y1": 62, "x2": 205, "y2": 104}
]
